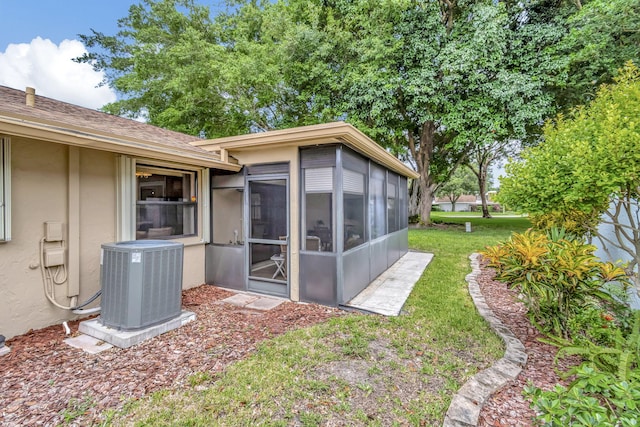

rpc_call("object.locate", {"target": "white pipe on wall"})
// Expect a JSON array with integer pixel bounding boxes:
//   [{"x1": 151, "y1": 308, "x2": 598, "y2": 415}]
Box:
[{"x1": 68, "y1": 146, "x2": 80, "y2": 297}]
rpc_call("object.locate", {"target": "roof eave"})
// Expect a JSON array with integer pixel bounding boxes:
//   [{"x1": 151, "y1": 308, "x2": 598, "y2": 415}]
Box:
[
  {"x1": 0, "y1": 115, "x2": 240, "y2": 171},
  {"x1": 194, "y1": 122, "x2": 419, "y2": 179}
]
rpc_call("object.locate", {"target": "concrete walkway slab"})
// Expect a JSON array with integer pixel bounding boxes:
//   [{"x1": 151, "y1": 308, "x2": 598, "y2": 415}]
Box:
[
  {"x1": 345, "y1": 251, "x2": 434, "y2": 316},
  {"x1": 222, "y1": 292, "x2": 285, "y2": 311},
  {"x1": 64, "y1": 334, "x2": 114, "y2": 354},
  {"x1": 245, "y1": 297, "x2": 284, "y2": 311},
  {"x1": 222, "y1": 293, "x2": 259, "y2": 307}
]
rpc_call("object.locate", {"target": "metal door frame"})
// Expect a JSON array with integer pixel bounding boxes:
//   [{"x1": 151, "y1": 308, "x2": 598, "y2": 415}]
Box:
[{"x1": 245, "y1": 173, "x2": 289, "y2": 297}]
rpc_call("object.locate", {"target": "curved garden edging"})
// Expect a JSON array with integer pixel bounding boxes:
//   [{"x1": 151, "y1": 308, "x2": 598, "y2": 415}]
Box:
[{"x1": 442, "y1": 253, "x2": 528, "y2": 427}]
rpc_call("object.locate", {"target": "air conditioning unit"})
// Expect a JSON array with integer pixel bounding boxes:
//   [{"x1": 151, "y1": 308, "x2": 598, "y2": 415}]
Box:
[{"x1": 100, "y1": 240, "x2": 184, "y2": 330}]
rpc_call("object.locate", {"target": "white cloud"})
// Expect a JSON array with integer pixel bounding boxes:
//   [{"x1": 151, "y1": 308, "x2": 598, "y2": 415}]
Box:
[{"x1": 0, "y1": 37, "x2": 116, "y2": 110}]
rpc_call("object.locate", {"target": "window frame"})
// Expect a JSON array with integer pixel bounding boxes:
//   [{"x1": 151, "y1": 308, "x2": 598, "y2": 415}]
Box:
[
  {"x1": 118, "y1": 156, "x2": 208, "y2": 243},
  {"x1": 0, "y1": 136, "x2": 10, "y2": 242},
  {"x1": 343, "y1": 168, "x2": 367, "y2": 251},
  {"x1": 302, "y1": 167, "x2": 335, "y2": 252},
  {"x1": 135, "y1": 164, "x2": 198, "y2": 240}
]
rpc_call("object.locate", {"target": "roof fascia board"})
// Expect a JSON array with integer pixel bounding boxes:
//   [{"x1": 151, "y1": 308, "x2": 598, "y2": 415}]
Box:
[
  {"x1": 195, "y1": 122, "x2": 419, "y2": 178},
  {"x1": 0, "y1": 116, "x2": 240, "y2": 171},
  {"x1": 192, "y1": 123, "x2": 348, "y2": 150}
]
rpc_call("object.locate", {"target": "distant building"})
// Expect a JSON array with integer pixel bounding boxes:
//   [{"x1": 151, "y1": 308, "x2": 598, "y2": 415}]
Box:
[{"x1": 433, "y1": 194, "x2": 500, "y2": 212}]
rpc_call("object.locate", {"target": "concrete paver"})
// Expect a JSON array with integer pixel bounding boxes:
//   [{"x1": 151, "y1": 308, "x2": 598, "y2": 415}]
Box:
[
  {"x1": 345, "y1": 251, "x2": 434, "y2": 316},
  {"x1": 64, "y1": 334, "x2": 114, "y2": 354},
  {"x1": 222, "y1": 293, "x2": 259, "y2": 307}
]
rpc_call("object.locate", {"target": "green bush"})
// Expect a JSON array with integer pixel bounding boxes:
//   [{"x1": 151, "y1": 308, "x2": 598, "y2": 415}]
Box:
[
  {"x1": 482, "y1": 228, "x2": 629, "y2": 338},
  {"x1": 526, "y1": 307, "x2": 640, "y2": 426},
  {"x1": 408, "y1": 214, "x2": 421, "y2": 224},
  {"x1": 549, "y1": 311, "x2": 640, "y2": 382},
  {"x1": 525, "y1": 365, "x2": 640, "y2": 427}
]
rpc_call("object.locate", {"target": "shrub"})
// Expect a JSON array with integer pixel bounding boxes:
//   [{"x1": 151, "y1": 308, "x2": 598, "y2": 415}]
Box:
[
  {"x1": 481, "y1": 228, "x2": 629, "y2": 338},
  {"x1": 526, "y1": 305, "x2": 640, "y2": 426},
  {"x1": 408, "y1": 214, "x2": 421, "y2": 224},
  {"x1": 525, "y1": 365, "x2": 640, "y2": 427},
  {"x1": 549, "y1": 310, "x2": 640, "y2": 383},
  {"x1": 530, "y1": 209, "x2": 598, "y2": 238}
]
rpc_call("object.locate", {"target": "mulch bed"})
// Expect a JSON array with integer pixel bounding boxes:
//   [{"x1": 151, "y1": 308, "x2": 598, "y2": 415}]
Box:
[
  {"x1": 1, "y1": 286, "x2": 343, "y2": 426},
  {"x1": 476, "y1": 262, "x2": 580, "y2": 427}
]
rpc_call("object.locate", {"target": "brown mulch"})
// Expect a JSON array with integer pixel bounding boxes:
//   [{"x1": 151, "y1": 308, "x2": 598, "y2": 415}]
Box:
[
  {"x1": 0, "y1": 286, "x2": 343, "y2": 426},
  {"x1": 1, "y1": 265, "x2": 578, "y2": 427},
  {"x1": 477, "y1": 262, "x2": 580, "y2": 427}
]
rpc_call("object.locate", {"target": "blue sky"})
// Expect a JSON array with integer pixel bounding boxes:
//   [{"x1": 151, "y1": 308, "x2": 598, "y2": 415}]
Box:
[
  {"x1": 0, "y1": 1, "x2": 229, "y2": 109},
  {"x1": 0, "y1": 1, "x2": 142, "y2": 108},
  {"x1": 0, "y1": 1, "x2": 133, "y2": 50}
]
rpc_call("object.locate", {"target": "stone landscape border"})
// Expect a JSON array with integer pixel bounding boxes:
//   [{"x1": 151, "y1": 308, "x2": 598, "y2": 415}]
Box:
[{"x1": 442, "y1": 253, "x2": 528, "y2": 427}]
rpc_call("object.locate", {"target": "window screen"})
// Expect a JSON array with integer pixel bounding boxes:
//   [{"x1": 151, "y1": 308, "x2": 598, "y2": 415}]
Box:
[
  {"x1": 304, "y1": 167, "x2": 334, "y2": 252},
  {"x1": 343, "y1": 169, "x2": 366, "y2": 250},
  {"x1": 387, "y1": 180, "x2": 398, "y2": 233},
  {"x1": 369, "y1": 166, "x2": 386, "y2": 239}
]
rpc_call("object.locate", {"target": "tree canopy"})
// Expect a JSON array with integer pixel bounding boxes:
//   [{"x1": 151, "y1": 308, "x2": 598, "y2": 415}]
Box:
[{"x1": 77, "y1": 0, "x2": 639, "y2": 224}]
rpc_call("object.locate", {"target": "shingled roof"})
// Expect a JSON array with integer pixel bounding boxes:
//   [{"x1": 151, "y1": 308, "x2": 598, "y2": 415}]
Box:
[{"x1": 0, "y1": 86, "x2": 237, "y2": 170}]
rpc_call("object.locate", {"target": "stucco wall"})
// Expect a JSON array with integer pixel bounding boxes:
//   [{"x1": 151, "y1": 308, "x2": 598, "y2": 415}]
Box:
[
  {"x1": 182, "y1": 244, "x2": 206, "y2": 289},
  {"x1": 0, "y1": 138, "x2": 116, "y2": 339}
]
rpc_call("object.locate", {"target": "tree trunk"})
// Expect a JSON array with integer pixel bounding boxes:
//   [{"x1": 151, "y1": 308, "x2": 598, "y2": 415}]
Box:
[
  {"x1": 468, "y1": 147, "x2": 494, "y2": 219},
  {"x1": 418, "y1": 172, "x2": 433, "y2": 223},
  {"x1": 408, "y1": 179, "x2": 420, "y2": 217},
  {"x1": 478, "y1": 172, "x2": 491, "y2": 218},
  {"x1": 417, "y1": 122, "x2": 437, "y2": 224},
  {"x1": 407, "y1": 121, "x2": 437, "y2": 225}
]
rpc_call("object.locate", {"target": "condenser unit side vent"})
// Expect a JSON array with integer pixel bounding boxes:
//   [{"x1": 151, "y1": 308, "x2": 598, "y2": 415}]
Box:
[{"x1": 100, "y1": 240, "x2": 184, "y2": 331}]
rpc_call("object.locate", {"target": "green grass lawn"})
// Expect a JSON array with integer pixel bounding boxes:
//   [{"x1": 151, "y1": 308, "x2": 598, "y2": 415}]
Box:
[{"x1": 106, "y1": 217, "x2": 531, "y2": 426}]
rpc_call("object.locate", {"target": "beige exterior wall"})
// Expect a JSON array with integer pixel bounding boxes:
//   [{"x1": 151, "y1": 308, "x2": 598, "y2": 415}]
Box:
[
  {"x1": 183, "y1": 244, "x2": 205, "y2": 289},
  {"x1": 0, "y1": 139, "x2": 209, "y2": 340},
  {"x1": 228, "y1": 147, "x2": 301, "y2": 301},
  {"x1": 0, "y1": 138, "x2": 116, "y2": 339}
]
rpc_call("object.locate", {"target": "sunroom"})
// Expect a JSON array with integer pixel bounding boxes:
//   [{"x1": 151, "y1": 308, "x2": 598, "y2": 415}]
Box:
[{"x1": 198, "y1": 122, "x2": 418, "y2": 306}]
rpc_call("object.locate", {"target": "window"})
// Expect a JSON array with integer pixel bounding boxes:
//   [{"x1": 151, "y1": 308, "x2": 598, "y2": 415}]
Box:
[
  {"x1": 387, "y1": 177, "x2": 398, "y2": 233},
  {"x1": 304, "y1": 167, "x2": 333, "y2": 251},
  {"x1": 399, "y1": 177, "x2": 408, "y2": 229},
  {"x1": 343, "y1": 169, "x2": 366, "y2": 251},
  {"x1": 0, "y1": 137, "x2": 10, "y2": 242},
  {"x1": 136, "y1": 165, "x2": 197, "y2": 239},
  {"x1": 370, "y1": 166, "x2": 386, "y2": 239}
]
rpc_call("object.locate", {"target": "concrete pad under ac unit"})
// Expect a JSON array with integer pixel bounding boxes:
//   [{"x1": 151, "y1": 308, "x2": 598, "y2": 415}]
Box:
[{"x1": 78, "y1": 310, "x2": 196, "y2": 349}]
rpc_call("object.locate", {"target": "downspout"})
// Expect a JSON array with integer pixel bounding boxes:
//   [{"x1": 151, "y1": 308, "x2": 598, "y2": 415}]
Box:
[{"x1": 68, "y1": 146, "x2": 80, "y2": 301}]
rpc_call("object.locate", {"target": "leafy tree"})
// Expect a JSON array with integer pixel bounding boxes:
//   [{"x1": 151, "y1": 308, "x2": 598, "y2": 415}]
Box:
[
  {"x1": 436, "y1": 167, "x2": 476, "y2": 212},
  {"x1": 553, "y1": 0, "x2": 640, "y2": 109},
  {"x1": 77, "y1": 0, "x2": 301, "y2": 137},
  {"x1": 499, "y1": 62, "x2": 640, "y2": 279},
  {"x1": 79, "y1": 0, "x2": 565, "y2": 224},
  {"x1": 466, "y1": 139, "x2": 523, "y2": 218},
  {"x1": 279, "y1": 0, "x2": 559, "y2": 223}
]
